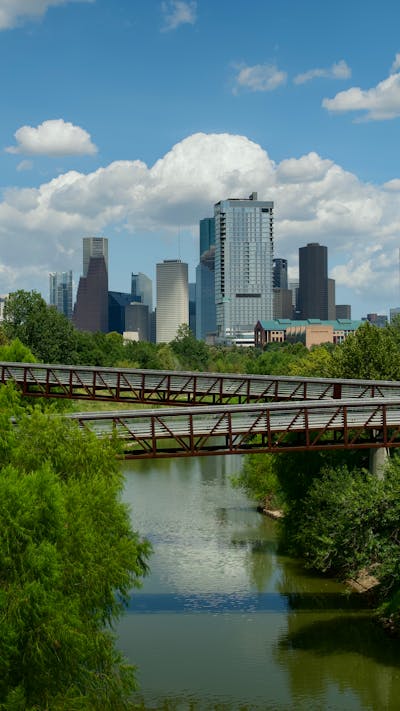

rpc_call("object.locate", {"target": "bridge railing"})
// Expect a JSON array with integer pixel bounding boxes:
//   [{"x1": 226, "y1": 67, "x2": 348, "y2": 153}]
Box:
[
  {"x1": 2, "y1": 361, "x2": 400, "y2": 405},
  {"x1": 65, "y1": 397, "x2": 400, "y2": 459}
]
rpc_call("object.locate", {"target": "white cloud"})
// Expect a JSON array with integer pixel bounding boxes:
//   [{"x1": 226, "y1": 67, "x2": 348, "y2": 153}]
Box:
[
  {"x1": 294, "y1": 60, "x2": 351, "y2": 85},
  {"x1": 391, "y1": 53, "x2": 400, "y2": 73},
  {"x1": 16, "y1": 159, "x2": 33, "y2": 172},
  {"x1": 233, "y1": 63, "x2": 287, "y2": 93},
  {"x1": 6, "y1": 119, "x2": 98, "y2": 156},
  {"x1": 323, "y1": 68, "x2": 400, "y2": 120},
  {"x1": 161, "y1": 0, "x2": 196, "y2": 31},
  {"x1": 0, "y1": 132, "x2": 400, "y2": 314},
  {"x1": 0, "y1": 0, "x2": 93, "y2": 30}
]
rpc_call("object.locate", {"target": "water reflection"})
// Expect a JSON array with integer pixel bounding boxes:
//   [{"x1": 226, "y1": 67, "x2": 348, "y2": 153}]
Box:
[{"x1": 119, "y1": 455, "x2": 400, "y2": 711}]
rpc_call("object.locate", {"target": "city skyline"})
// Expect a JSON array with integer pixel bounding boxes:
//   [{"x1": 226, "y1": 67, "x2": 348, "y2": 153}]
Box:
[{"x1": 1, "y1": 1, "x2": 400, "y2": 318}]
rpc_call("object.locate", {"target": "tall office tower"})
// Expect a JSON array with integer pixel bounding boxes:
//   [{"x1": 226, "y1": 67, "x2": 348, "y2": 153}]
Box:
[
  {"x1": 131, "y1": 272, "x2": 153, "y2": 312},
  {"x1": 83, "y1": 237, "x2": 108, "y2": 277},
  {"x1": 288, "y1": 280, "x2": 300, "y2": 318},
  {"x1": 125, "y1": 302, "x2": 149, "y2": 341},
  {"x1": 196, "y1": 217, "x2": 216, "y2": 340},
  {"x1": 156, "y1": 259, "x2": 188, "y2": 343},
  {"x1": 49, "y1": 271, "x2": 73, "y2": 319},
  {"x1": 73, "y1": 237, "x2": 109, "y2": 332},
  {"x1": 298, "y1": 243, "x2": 328, "y2": 320},
  {"x1": 337, "y1": 304, "x2": 352, "y2": 319},
  {"x1": 273, "y1": 258, "x2": 288, "y2": 289},
  {"x1": 328, "y1": 278, "x2": 336, "y2": 320},
  {"x1": 273, "y1": 288, "x2": 293, "y2": 319},
  {"x1": 189, "y1": 282, "x2": 196, "y2": 334},
  {"x1": 215, "y1": 192, "x2": 274, "y2": 342}
]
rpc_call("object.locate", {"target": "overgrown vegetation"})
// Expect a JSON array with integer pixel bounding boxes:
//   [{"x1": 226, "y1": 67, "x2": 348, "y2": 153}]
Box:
[{"x1": 0, "y1": 385, "x2": 151, "y2": 710}]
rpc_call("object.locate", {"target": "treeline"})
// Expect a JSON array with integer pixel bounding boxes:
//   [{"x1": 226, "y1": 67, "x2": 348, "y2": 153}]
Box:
[
  {"x1": 6, "y1": 289, "x2": 400, "y2": 379},
  {"x1": 234, "y1": 316, "x2": 400, "y2": 633}
]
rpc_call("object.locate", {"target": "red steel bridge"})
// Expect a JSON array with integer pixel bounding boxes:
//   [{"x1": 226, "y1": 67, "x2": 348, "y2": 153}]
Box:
[
  {"x1": 2, "y1": 361, "x2": 400, "y2": 459},
  {"x1": 2, "y1": 361, "x2": 400, "y2": 405}
]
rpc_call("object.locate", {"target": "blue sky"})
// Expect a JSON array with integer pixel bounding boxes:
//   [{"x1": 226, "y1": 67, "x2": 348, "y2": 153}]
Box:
[{"x1": 1, "y1": 0, "x2": 400, "y2": 318}]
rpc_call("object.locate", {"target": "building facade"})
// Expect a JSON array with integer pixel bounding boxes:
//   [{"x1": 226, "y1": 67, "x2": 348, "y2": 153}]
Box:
[
  {"x1": 49, "y1": 271, "x2": 73, "y2": 319},
  {"x1": 255, "y1": 318, "x2": 362, "y2": 349},
  {"x1": 215, "y1": 192, "x2": 274, "y2": 343},
  {"x1": 73, "y1": 237, "x2": 109, "y2": 332},
  {"x1": 156, "y1": 259, "x2": 188, "y2": 343},
  {"x1": 298, "y1": 243, "x2": 330, "y2": 320},
  {"x1": 273, "y1": 258, "x2": 288, "y2": 289},
  {"x1": 131, "y1": 272, "x2": 153, "y2": 313},
  {"x1": 83, "y1": 237, "x2": 108, "y2": 277},
  {"x1": 196, "y1": 216, "x2": 216, "y2": 340}
]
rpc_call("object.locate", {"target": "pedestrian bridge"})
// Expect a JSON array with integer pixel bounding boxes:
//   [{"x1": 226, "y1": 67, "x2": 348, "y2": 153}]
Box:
[
  {"x1": 2, "y1": 361, "x2": 400, "y2": 405},
  {"x1": 3, "y1": 361, "x2": 400, "y2": 460},
  {"x1": 66, "y1": 397, "x2": 400, "y2": 459}
]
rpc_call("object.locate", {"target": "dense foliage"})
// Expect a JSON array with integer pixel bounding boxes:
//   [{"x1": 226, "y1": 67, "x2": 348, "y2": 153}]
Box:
[{"x1": 0, "y1": 385, "x2": 151, "y2": 710}]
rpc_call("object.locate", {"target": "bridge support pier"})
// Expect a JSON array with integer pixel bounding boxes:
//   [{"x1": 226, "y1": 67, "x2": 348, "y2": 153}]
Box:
[{"x1": 369, "y1": 446, "x2": 389, "y2": 479}]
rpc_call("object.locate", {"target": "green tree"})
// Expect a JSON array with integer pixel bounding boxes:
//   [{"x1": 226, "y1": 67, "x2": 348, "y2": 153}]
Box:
[
  {"x1": 3, "y1": 291, "x2": 77, "y2": 365},
  {"x1": 287, "y1": 344, "x2": 334, "y2": 378},
  {"x1": 332, "y1": 322, "x2": 400, "y2": 380},
  {"x1": 170, "y1": 324, "x2": 210, "y2": 371},
  {"x1": 0, "y1": 390, "x2": 151, "y2": 710}
]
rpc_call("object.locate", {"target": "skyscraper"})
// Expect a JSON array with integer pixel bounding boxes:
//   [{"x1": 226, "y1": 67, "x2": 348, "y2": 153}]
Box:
[
  {"x1": 49, "y1": 271, "x2": 73, "y2": 319},
  {"x1": 156, "y1": 259, "x2": 188, "y2": 343},
  {"x1": 215, "y1": 192, "x2": 274, "y2": 342},
  {"x1": 196, "y1": 216, "x2": 216, "y2": 340},
  {"x1": 298, "y1": 243, "x2": 329, "y2": 320},
  {"x1": 73, "y1": 238, "x2": 109, "y2": 332},
  {"x1": 273, "y1": 258, "x2": 288, "y2": 289},
  {"x1": 131, "y1": 272, "x2": 153, "y2": 312},
  {"x1": 83, "y1": 237, "x2": 108, "y2": 277}
]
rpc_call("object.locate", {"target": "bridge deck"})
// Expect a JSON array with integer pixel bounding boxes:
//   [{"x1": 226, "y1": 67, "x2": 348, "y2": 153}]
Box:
[
  {"x1": 2, "y1": 361, "x2": 400, "y2": 405},
  {"x1": 66, "y1": 398, "x2": 400, "y2": 459}
]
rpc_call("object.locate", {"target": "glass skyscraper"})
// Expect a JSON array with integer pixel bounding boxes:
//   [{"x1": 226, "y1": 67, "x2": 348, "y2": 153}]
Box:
[
  {"x1": 49, "y1": 271, "x2": 73, "y2": 320},
  {"x1": 196, "y1": 216, "x2": 216, "y2": 340},
  {"x1": 215, "y1": 192, "x2": 274, "y2": 342},
  {"x1": 156, "y1": 259, "x2": 188, "y2": 343}
]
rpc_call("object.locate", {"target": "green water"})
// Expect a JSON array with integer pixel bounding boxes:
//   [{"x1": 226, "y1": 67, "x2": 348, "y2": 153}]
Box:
[{"x1": 117, "y1": 455, "x2": 400, "y2": 710}]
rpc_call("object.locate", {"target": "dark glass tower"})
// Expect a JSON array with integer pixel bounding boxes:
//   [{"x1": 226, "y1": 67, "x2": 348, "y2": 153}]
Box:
[
  {"x1": 298, "y1": 243, "x2": 328, "y2": 320},
  {"x1": 273, "y1": 258, "x2": 288, "y2": 289}
]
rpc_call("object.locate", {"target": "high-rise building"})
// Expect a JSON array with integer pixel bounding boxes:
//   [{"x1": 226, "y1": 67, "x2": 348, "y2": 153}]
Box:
[
  {"x1": 288, "y1": 279, "x2": 299, "y2": 318},
  {"x1": 83, "y1": 237, "x2": 108, "y2": 277},
  {"x1": 131, "y1": 272, "x2": 153, "y2": 313},
  {"x1": 196, "y1": 216, "x2": 216, "y2": 340},
  {"x1": 215, "y1": 192, "x2": 274, "y2": 343},
  {"x1": 273, "y1": 288, "x2": 293, "y2": 319},
  {"x1": 156, "y1": 259, "x2": 188, "y2": 343},
  {"x1": 125, "y1": 302, "x2": 149, "y2": 341},
  {"x1": 298, "y1": 243, "x2": 330, "y2": 320},
  {"x1": 73, "y1": 238, "x2": 109, "y2": 332},
  {"x1": 328, "y1": 278, "x2": 336, "y2": 320},
  {"x1": 336, "y1": 304, "x2": 352, "y2": 319},
  {"x1": 49, "y1": 271, "x2": 73, "y2": 319},
  {"x1": 273, "y1": 258, "x2": 288, "y2": 290}
]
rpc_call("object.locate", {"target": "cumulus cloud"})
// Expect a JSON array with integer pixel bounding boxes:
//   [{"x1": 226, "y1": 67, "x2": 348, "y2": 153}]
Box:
[
  {"x1": 161, "y1": 0, "x2": 196, "y2": 31},
  {"x1": 391, "y1": 53, "x2": 400, "y2": 73},
  {"x1": 0, "y1": 0, "x2": 93, "y2": 30},
  {"x1": 6, "y1": 119, "x2": 98, "y2": 156},
  {"x1": 233, "y1": 63, "x2": 287, "y2": 93},
  {"x1": 0, "y1": 131, "x2": 400, "y2": 313},
  {"x1": 294, "y1": 59, "x2": 351, "y2": 85},
  {"x1": 323, "y1": 64, "x2": 400, "y2": 120}
]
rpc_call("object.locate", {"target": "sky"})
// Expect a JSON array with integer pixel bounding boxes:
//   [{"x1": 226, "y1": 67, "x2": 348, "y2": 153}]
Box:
[{"x1": 1, "y1": 0, "x2": 400, "y2": 319}]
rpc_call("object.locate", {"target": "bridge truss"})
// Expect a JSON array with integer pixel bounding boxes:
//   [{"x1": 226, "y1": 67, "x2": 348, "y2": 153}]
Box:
[
  {"x1": 2, "y1": 361, "x2": 400, "y2": 406},
  {"x1": 67, "y1": 398, "x2": 400, "y2": 459}
]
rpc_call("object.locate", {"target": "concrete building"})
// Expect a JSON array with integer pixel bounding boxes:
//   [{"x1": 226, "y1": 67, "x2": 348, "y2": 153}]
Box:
[
  {"x1": 156, "y1": 259, "x2": 188, "y2": 343},
  {"x1": 49, "y1": 271, "x2": 73, "y2": 319},
  {"x1": 273, "y1": 288, "x2": 293, "y2": 319},
  {"x1": 298, "y1": 243, "x2": 330, "y2": 320},
  {"x1": 108, "y1": 291, "x2": 135, "y2": 334},
  {"x1": 215, "y1": 192, "x2": 274, "y2": 344},
  {"x1": 125, "y1": 302, "x2": 149, "y2": 341},
  {"x1": 336, "y1": 304, "x2": 352, "y2": 319},
  {"x1": 328, "y1": 278, "x2": 336, "y2": 320}
]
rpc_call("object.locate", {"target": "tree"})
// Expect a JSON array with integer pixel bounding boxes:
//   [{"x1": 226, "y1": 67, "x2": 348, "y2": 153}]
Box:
[
  {"x1": 171, "y1": 324, "x2": 210, "y2": 371},
  {"x1": 332, "y1": 322, "x2": 400, "y2": 380},
  {"x1": 0, "y1": 389, "x2": 151, "y2": 709},
  {"x1": 3, "y1": 291, "x2": 77, "y2": 365}
]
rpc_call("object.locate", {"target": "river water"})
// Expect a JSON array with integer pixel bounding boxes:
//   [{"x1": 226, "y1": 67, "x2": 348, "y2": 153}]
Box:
[{"x1": 117, "y1": 455, "x2": 400, "y2": 710}]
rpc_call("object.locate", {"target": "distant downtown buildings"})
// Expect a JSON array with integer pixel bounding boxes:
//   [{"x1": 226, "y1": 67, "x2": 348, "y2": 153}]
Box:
[{"x1": 47, "y1": 193, "x2": 364, "y2": 346}]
